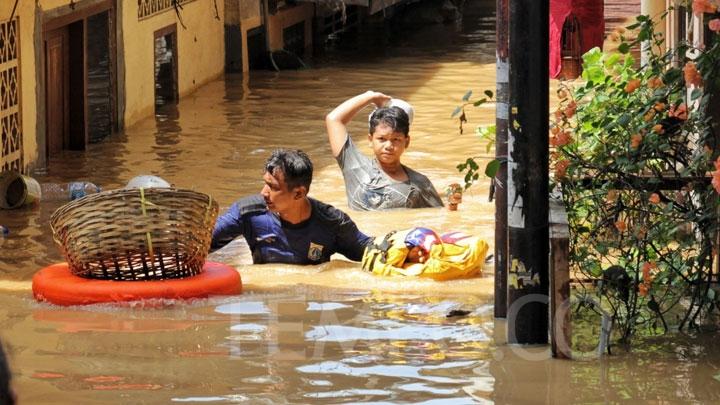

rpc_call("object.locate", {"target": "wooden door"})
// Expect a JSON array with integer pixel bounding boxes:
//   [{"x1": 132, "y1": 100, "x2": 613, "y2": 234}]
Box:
[{"x1": 45, "y1": 27, "x2": 69, "y2": 156}]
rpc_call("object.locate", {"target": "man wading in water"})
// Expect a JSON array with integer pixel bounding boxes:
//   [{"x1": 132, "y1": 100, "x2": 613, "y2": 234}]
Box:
[
  {"x1": 211, "y1": 149, "x2": 372, "y2": 264},
  {"x1": 325, "y1": 91, "x2": 444, "y2": 210}
]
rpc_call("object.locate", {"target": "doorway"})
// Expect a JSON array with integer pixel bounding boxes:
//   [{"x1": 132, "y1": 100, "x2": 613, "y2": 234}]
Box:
[
  {"x1": 86, "y1": 11, "x2": 113, "y2": 143},
  {"x1": 154, "y1": 25, "x2": 178, "y2": 108},
  {"x1": 45, "y1": 21, "x2": 84, "y2": 154},
  {"x1": 44, "y1": 4, "x2": 115, "y2": 159}
]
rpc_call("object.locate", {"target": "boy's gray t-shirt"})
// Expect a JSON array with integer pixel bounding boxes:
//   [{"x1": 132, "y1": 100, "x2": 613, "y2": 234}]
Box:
[{"x1": 336, "y1": 135, "x2": 444, "y2": 211}]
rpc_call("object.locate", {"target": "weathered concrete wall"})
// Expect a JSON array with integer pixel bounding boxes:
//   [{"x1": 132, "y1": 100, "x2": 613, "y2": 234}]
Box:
[
  {"x1": 237, "y1": 0, "x2": 261, "y2": 73},
  {"x1": 239, "y1": 0, "x2": 261, "y2": 21},
  {"x1": 121, "y1": 0, "x2": 226, "y2": 127},
  {"x1": 266, "y1": 3, "x2": 313, "y2": 51}
]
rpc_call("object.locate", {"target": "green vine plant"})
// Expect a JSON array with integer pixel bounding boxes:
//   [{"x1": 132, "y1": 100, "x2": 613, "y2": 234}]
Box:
[
  {"x1": 451, "y1": 89, "x2": 498, "y2": 190},
  {"x1": 552, "y1": 3, "x2": 720, "y2": 346}
]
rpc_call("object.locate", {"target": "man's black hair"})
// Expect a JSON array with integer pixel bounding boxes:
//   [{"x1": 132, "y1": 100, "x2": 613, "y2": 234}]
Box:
[
  {"x1": 369, "y1": 107, "x2": 410, "y2": 136},
  {"x1": 0, "y1": 341, "x2": 14, "y2": 405},
  {"x1": 265, "y1": 149, "x2": 313, "y2": 192}
]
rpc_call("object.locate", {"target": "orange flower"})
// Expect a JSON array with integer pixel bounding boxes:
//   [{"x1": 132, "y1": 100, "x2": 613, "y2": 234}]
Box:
[
  {"x1": 649, "y1": 193, "x2": 661, "y2": 204},
  {"x1": 631, "y1": 133, "x2": 643, "y2": 149},
  {"x1": 551, "y1": 125, "x2": 561, "y2": 135},
  {"x1": 653, "y1": 102, "x2": 666, "y2": 112},
  {"x1": 647, "y1": 76, "x2": 664, "y2": 88},
  {"x1": 652, "y1": 124, "x2": 665, "y2": 134},
  {"x1": 555, "y1": 159, "x2": 570, "y2": 179},
  {"x1": 564, "y1": 101, "x2": 577, "y2": 118},
  {"x1": 624, "y1": 78, "x2": 641, "y2": 93},
  {"x1": 644, "y1": 110, "x2": 656, "y2": 122},
  {"x1": 710, "y1": 19, "x2": 720, "y2": 32},
  {"x1": 642, "y1": 262, "x2": 657, "y2": 283},
  {"x1": 638, "y1": 283, "x2": 649, "y2": 297},
  {"x1": 683, "y1": 62, "x2": 703, "y2": 87},
  {"x1": 615, "y1": 220, "x2": 627, "y2": 232},
  {"x1": 550, "y1": 131, "x2": 573, "y2": 147},
  {"x1": 693, "y1": 0, "x2": 718, "y2": 16},
  {"x1": 668, "y1": 103, "x2": 688, "y2": 120}
]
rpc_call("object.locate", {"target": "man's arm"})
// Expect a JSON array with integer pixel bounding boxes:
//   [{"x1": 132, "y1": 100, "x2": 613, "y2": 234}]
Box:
[
  {"x1": 210, "y1": 203, "x2": 244, "y2": 251},
  {"x1": 334, "y1": 213, "x2": 373, "y2": 261},
  {"x1": 325, "y1": 91, "x2": 391, "y2": 157},
  {"x1": 210, "y1": 195, "x2": 266, "y2": 251}
]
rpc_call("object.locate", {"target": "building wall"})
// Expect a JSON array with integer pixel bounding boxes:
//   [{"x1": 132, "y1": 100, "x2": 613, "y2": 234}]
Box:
[
  {"x1": 0, "y1": 1, "x2": 38, "y2": 173},
  {"x1": 266, "y1": 3, "x2": 313, "y2": 52},
  {"x1": 238, "y1": 0, "x2": 261, "y2": 72},
  {"x1": 0, "y1": 0, "x2": 226, "y2": 172},
  {"x1": 234, "y1": 1, "x2": 313, "y2": 72},
  {"x1": 121, "y1": 0, "x2": 226, "y2": 127}
]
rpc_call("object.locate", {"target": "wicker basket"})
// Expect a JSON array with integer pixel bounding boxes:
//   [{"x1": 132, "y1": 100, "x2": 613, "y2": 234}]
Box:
[{"x1": 50, "y1": 188, "x2": 219, "y2": 281}]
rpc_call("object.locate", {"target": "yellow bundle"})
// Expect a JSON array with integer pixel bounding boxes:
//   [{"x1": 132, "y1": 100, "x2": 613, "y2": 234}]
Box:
[{"x1": 361, "y1": 229, "x2": 489, "y2": 281}]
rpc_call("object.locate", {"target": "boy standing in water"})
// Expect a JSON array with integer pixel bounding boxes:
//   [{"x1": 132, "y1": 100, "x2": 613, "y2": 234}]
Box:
[
  {"x1": 211, "y1": 149, "x2": 372, "y2": 264},
  {"x1": 325, "y1": 91, "x2": 444, "y2": 210}
]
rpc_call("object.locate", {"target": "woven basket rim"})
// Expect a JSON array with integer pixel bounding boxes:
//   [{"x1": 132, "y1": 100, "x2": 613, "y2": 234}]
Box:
[{"x1": 49, "y1": 187, "x2": 218, "y2": 280}]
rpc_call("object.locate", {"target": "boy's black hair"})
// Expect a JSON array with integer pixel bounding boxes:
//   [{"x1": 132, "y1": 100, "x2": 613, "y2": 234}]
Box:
[
  {"x1": 369, "y1": 107, "x2": 410, "y2": 136},
  {"x1": 265, "y1": 149, "x2": 313, "y2": 192}
]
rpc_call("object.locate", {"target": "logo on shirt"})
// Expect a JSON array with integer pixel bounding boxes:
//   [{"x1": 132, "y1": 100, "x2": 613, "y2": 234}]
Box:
[{"x1": 308, "y1": 242, "x2": 324, "y2": 261}]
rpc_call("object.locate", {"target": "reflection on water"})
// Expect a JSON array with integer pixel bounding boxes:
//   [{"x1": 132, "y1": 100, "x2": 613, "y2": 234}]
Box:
[{"x1": 1, "y1": 0, "x2": 719, "y2": 402}]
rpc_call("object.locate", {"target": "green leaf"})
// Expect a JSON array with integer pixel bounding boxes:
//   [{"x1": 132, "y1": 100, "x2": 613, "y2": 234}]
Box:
[
  {"x1": 582, "y1": 47, "x2": 603, "y2": 66},
  {"x1": 485, "y1": 159, "x2": 501, "y2": 178},
  {"x1": 485, "y1": 140, "x2": 495, "y2": 154},
  {"x1": 596, "y1": 243, "x2": 609, "y2": 254},
  {"x1": 473, "y1": 98, "x2": 487, "y2": 107},
  {"x1": 477, "y1": 125, "x2": 496, "y2": 139},
  {"x1": 648, "y1": 298, "x2": 660, "y2": 313},
  {"x1": 606, "y1": 53, "x2": 620, "y2": 67},
  {"x1": 708, "y1": 288, "x2": 716, "y2": 301},
  {"x1": 617, "y1": 114, "x2": 631, "y2": 126},
  {"x1": 665, "y1": 67, "x2": 681, "y2": 83},
  {"x1": 462, "y1": 90, "x2": 473, "y2": 102},
  {"x1": 618, "y1": 43, "x2": 630, "y2": 54},
  {"x1": 691, "y1": 88, "x2": 702, "y2": 101},
  {"x1": 484, "y1": 90, "x2": 494, "y2": 98},
  {"x1": 451, "y1": 106, "x2": 462, "y2": 118}
]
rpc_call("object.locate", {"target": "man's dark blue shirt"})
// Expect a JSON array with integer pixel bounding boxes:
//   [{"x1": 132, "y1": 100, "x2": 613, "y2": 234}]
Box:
[{"x1": 211, "y1": 195, "x2": 372, "y2": 264}]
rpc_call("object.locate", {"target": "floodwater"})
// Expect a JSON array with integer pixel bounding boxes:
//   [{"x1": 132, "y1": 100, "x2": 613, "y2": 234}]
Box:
[{"x1": 1, "y1": 0, "x2": 720, "y2": 403}]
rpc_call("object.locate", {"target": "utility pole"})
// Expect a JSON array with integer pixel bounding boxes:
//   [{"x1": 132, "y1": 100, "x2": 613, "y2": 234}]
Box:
[
  {"x1": 506, "y1": 0, "x2": 550, "y2": 344},
  {"x1": 494, "y1": 0, "x2": 509, "y2": 319}
]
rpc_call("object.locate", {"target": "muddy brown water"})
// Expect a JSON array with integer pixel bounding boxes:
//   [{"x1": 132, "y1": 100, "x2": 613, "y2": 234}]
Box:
[{"x1": 1, "y1": 0, "x2": 719, "y2": 403}]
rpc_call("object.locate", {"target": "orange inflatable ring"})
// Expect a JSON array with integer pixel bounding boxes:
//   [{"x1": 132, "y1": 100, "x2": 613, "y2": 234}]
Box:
[{"x1": 32, "y1": 261, "x2": 242, "y2": 306}]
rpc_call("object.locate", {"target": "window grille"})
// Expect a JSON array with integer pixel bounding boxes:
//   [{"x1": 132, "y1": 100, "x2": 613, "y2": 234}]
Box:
[
  {"x1": 138, "y1": 0, "x2": 197, "y2": 20},
  {"x1": 0, "y1": 17, "x2": 22, "y2": 174}
]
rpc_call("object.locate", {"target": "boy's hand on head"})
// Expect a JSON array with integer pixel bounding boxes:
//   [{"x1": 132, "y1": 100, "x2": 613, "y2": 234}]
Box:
[{"x1": 368, "y1": 91, "x2": 391, "y2": 108}]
